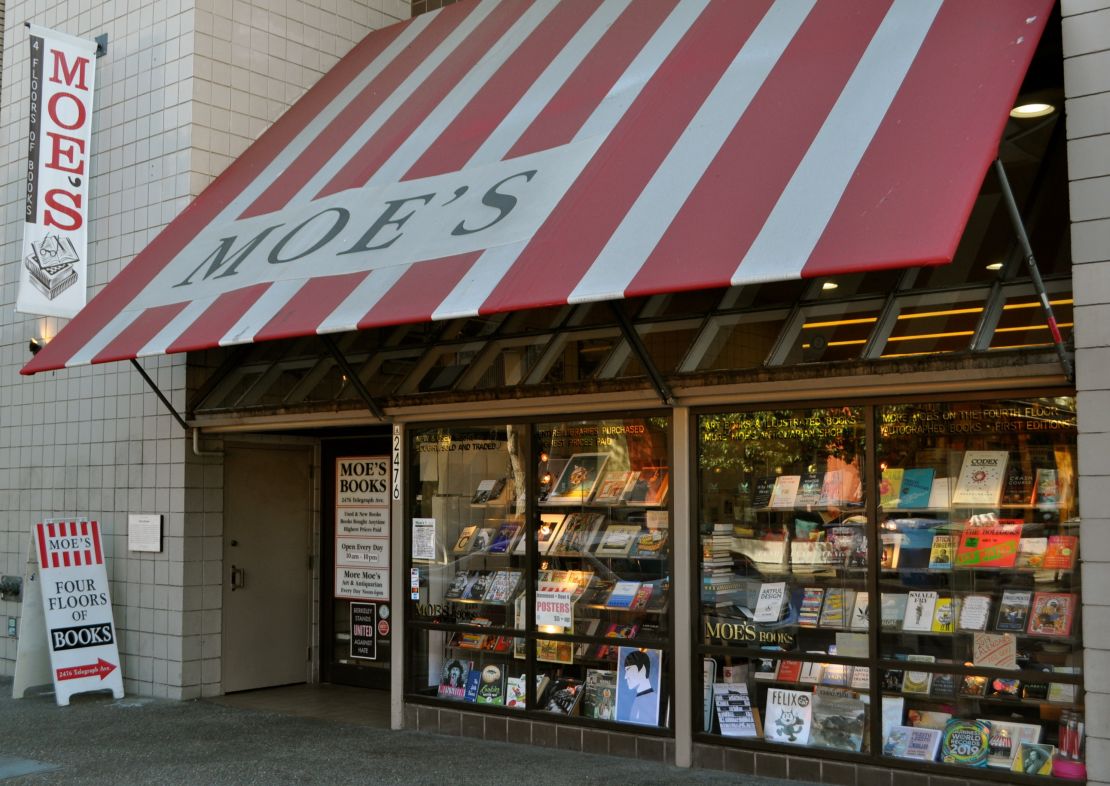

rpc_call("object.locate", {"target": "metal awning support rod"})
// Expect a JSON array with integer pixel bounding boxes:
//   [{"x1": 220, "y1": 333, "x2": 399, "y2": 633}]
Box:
[
  {"x1": 992, "y1": 158, "x2": 1075, "y2": 383},
  {"x1": 607, "y1": 301, "x2": 675, "y2": 406},
  {"x1": 130, "y1": 359, "x2": 189, "y2": 432},
  {"x1": 321, "y1": 334, "x2": 387, "y2": 421}
]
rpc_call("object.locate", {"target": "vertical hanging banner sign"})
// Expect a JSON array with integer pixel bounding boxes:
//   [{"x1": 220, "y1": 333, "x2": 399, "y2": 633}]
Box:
[
  {"x1": 35, "y1": 520, "x2": 124, "y2": 705},
  {"x1": 17, "y1": 24, "x2": 98, "y2": 318}
]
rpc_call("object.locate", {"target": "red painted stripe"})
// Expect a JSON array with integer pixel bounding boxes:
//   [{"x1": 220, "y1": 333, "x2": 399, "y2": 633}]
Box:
[
  {"x1": 48, "y1": 522, "x2": 56, "y2": 539},
  {"x1": 164, "y1": 284, "x2": 272, "y2": 354},
  {"x1": 508, "y1": 1, "x2": 677, "y2": 158},
  {"x1": 21, "y1": 18, "x2": 417, "y2": 375},
  {"x1": 356, "y1": 253, "x2": 481, "y2": 330},
  {"x1": 319, "y1": 1, "x2": 529, "y2": 197},
  {"x1": 481, "y1": 0, "x2": 771, "y2": 313},
  {"x1": 92, "y1": 522, "x2": 103, "y2": 564},
  {"x1": 242, "y1": 5, "x2": 471, "y2": 218},
  {"x1": 626, "y1": 0, "x2": 891, "y2": 297},
  {"x1": 36, "y1": 524, "x2": 49, "y2": 568},
  {"x1": 803, "y1": 0, "x2": 1054, "y2": 278},
  {"x1": 403, "y1": 0, "x2": 602, "y2": 180},
  {"x1": 253, "y1": 272, "x2": 370, "y2": 342},
  {"x1": 62, "y1": 550, "x2": 71, "y2": 568},
  {"x1": 53, "y1": 553, "x2": 60, "y2": 568},
  {"x1": 80, "y1": 521, "x2": 88, "y2": 536},
  {"x1": 90, "y1": 303, "x2": 190, "y2": 365}
]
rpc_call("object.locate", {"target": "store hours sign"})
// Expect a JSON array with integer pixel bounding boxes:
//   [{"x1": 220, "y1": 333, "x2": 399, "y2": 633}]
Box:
[{"x1": 335, "y1": 457, "x2": 390, "y2": 601}]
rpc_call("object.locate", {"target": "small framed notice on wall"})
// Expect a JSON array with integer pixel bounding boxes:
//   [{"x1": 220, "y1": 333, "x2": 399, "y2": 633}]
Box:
[{"x1": 128, "y1": 513, "x2": 163, "y2": 552}]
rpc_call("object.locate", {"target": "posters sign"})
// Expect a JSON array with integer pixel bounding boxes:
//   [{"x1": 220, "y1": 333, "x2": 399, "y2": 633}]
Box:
[
  {"x1": 335, "y1": 457, "x2": 390, "y2": 601},
  {"x1": 18, "y1": 25, "x2": 98, "y2": 318},
  {"x1": 535, "y1": 590, "x2": 573, "y2": 629},
  {"x1": 35, "y1": 520, "x2": 123, "y2": 705}
]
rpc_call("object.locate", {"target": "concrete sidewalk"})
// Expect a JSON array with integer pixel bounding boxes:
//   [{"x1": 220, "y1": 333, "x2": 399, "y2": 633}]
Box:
[{"x1": 0, "y1": 678, "x2": 814, "y2": 785}]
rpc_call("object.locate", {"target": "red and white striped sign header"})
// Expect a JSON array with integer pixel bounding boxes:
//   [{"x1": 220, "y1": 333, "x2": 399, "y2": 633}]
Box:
[
  {"x1": 22, "y1": 0, "x2": 1053, "y2": 375},
  {"x1": 36, "y1": 520, "x2": 104, "y2": 568}
]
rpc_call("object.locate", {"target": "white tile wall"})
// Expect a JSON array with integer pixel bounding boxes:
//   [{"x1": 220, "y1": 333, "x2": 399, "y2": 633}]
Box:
[
  {"x1": 1065, "y1": 0, "x2": 1110, "y2": 782},
  {"x1": 0, "y1": 1, "x2": 396, "y2": 698}
]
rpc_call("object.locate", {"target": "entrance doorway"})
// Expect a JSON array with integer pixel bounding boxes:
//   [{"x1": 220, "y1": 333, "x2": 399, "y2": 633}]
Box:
[{"x1": 222, "y1": 444, "x2": 313, "y2": 693}]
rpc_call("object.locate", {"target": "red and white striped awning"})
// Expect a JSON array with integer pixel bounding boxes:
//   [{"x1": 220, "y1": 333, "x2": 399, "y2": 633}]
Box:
[{"x1": 23, "y1": 0, "x2": 1053, "y2": 374}]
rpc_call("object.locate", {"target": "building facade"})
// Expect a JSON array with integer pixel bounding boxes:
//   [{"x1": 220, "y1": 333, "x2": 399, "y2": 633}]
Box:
[{"x1": 1, "y1": 1, "x2": 1108, "y2": 784}]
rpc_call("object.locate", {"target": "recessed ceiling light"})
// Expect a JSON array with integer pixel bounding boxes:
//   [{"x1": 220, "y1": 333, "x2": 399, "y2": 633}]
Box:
[
  {"x1": 1010, "y1": 102, "x2": 1055, "y2": 119},
  {"x1": 986, "y1": 262, "x2": 1004, "y2": 271},
  {"x1": 821, "y1": 281, "x2": 838, "y2": 291}
]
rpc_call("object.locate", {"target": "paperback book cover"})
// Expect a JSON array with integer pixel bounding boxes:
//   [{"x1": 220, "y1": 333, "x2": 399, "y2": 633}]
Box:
[
  {"x1": 1011, "y1": 743, "x2": 1054, "y2": 775},
  {"x1": 775, "y1": 659, "x2": 802, "y2": 683},
  {"x1": 468, "y1": 527, "x2": 497, "y2": 553},
  {"x1": 451, "y1": 526, "x2": 478, "y2": 555},
  {"x1": 958, "y1": 595, "x2": 992, "y2": 632},
  {"x1": 930, "y1": 597, "x2": 957, "y2": 633},
  {"x1": 879, "y1": 593, "x2": 908, "y2": 630},
  {"x1": 1014, "y1": 537, "x2": 1047, "y2": 569},
  {"x1": 940, "y1": 719, "x2": 990, "y2": 767},
  {"x1": 794, "y1": 472, "x2": 824, "y2": 507},
  {"x1": 928, "y1": 535, "x2": 956, "y2": 570},
  {"x1": 995, "y1": 590, "x2": 1033, "y2": 632},
  {"x1": 594, "y1": 524, "x2": 641, "y2": 557},
  {"x1": 903, "y1": 591, "x2": 938, "y2": 632},
  {"x1": 955, "y1": 519, "x2": 1023, "y2": 568},
  {"x1": 518, "y1": 514, "x2": 566, "y2": 556},
  {"x1": 751, "y1": 476, "x2": 777, "y2": 509},
  {"x1": 768, "y1": 475, "x2": 801, "y2": 508},
  {"x1": 810, "y1": 692, "x2": 865, "y2": 751},
  {"x1": 475, "y1": 664, "x2": 506, "y2": 705},
  {"x1": 818, "y1": 588, "x2": 854, "y2": 630},
  {"x1": 902, "y1": 655, "x2": 935, "y2": 694},
  {"x1": 437, "y1": 659, "x2": 471, "y2": 700},
  {"x1": 849, "y1": 592, "x2": 869, "y2": 631},
  {"x1": 487, "y1": 522, "x2": 523, "y2": 554},
  {"x1": 605, "y1": 581, "x2": 643, "y2": 609},
  {"x1": 463, "y1": 670, "x2": 481, "y2": 702},
  {"x1": 753, "y1": 582, "x2": 789, "y2": 623},
  {"x1": 713, "y1": 683, "x2": 758, "y2": 737},
  {"x1": 1003, "y1": 464, "x2": 1037, "y2": 506},
  {"x1": 581, "y1": 669, "x2": 617, "y2": 720},
  {"x1": 1033, "y1": 468, "x2": 1060, "y2": 508},
  {"x1": 798, "y1": 587, "x2": 825, "y2": 628},
  {"x1": 1027, "y1": 592, "x2": 1075, "y2": 637},
  {"x1": 952, "y1": 450, "x2": 1009, "y2": 506},
  {"x1": 880, "y1": 533, "x2": 902, "y2": 569},
  {"x1": 884, "y1": 725, "x2": 942, "y2": 761},
  {"x1": 879, "y1": 468, "x2": 904, "y2": 509},
  {"x1": 542, "y1": 677, "x2": 583, "y2": 714},
  {"x1": 899, "y1": 468, "x2": 936, "y2": 509},
  {"x1": 592, "y1": 471, "x2": 633, "y2": 505},
  {"x1": 1043, "y1": 535, "x2": 1078, "y2": 569},
  {"x1": 763, "y1": 688, "x2": 813, "y2": 745},
  {"x1": 930, "y1": 670, "x2": 957, "y2": 698},
  {"x1": 461, "y1": 571, "x2": 492, "y2": 601},
  {"x1": 483, "y1": 570, "x2": 522, "y2": 603},
  {"x1": 444, "y1": 570, "x2": 473, "y2": 600}
]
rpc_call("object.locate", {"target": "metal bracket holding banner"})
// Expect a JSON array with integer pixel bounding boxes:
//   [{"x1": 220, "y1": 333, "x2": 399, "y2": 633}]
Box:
[{"x1": 13, "y1": 520, "x2": 123, "y2": 705}]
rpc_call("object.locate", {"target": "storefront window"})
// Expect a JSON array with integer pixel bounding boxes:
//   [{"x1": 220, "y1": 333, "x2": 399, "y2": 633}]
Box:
[
  {"x1": 697, "y1": 408, "x2": 871, "y2": 752},
  {"x1": 407, "y1": 415, "x2": 673, "y2": 728},
  {"x1": 695, "y1": 398, "x2": 1084, "y2": 778}
]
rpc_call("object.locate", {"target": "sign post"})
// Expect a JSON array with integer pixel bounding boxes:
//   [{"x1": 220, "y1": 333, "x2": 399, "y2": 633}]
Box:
[{"x1": 14, "y1": 520, "x2": 123, "y2": 705}]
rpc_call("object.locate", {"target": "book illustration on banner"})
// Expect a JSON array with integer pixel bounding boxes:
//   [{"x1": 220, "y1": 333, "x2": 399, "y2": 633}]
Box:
[
  {"x1": 885, "y1": 725, "x2": 942, "y2": 761},
  {"x1": 1027, "y1": 592, "x2": 1075, "y2": 637},
  {"x1": 592, "y1": 470, "x2": 633, "y2": 505},
  {"x1": 951, "y1": 450, "x2": 1008, "y2": 506},
  {"x1": 615, "y1": 647, "x2": 662, "y2": 726},
  {"x1": 517, "y1": 514, "x2": 566, "y2": 556},
  {"x1": 437, "y1": 659, "x2": 470, "y2": 700},
  {"x1": 486, "y1": 521, "x2": 523, "y2": 554},
  {"x1": 810, "y1": 691, "x2": 866, "y2": 752},
  {"x1": 995, "y1": 590, "x2": 1033, "y2": 632},
  {"x1": 763, "y1": 688, "x2": 813, "y2": 745},
  {"x1": 475, "y1": 663, "x2": 506, "y2": 705},
  {"x1": 25, "y1": 234, "x2": 80, "y2": 299},
  {"x1": 624, "y1": 466, "x2": 670, "y2": 506},
  {"x1": 451, "y1": 526, "x2": 477, "y2": 555},
  {"x1": 544, "y1": 452, "x2": 609, "y2": 504},
  {"x1": 941, "y1": 718, "x2": 990, "y2": 767},
  {"x1": 581, "y1": 669, "x2": 617, "y2": 720},
  {"x1": 713, "y1": 682, "x2": 758, "y2": 737}
]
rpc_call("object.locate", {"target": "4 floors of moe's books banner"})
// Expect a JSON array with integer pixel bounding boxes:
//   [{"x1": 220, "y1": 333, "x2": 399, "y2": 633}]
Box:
[{"x1": 402, "y1": 396, "x2": 1085, "y2": 782}]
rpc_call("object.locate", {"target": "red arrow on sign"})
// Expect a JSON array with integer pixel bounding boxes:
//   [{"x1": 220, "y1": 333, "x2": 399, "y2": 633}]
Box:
[{"x1": 56, "y1": 658, "x2": 117, "y2": 682}]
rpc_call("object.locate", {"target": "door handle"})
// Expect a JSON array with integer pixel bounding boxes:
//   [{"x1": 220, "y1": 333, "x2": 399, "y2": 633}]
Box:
[{"x1": 230, "y1": 565, "x2": 245, "y2": 591}]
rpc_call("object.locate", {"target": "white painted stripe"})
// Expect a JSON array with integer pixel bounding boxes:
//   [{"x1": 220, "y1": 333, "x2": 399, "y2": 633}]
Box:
[
  {"x1": 366, "y1": 0, "x2": 558, "y2": 186},
  {"x1": 568, "y1": 0, "x2": 815, "y2": 303},
  {"x1": 219, "y1": 279, "x2": 308, "y2": 346},
  {"x1": 64, "y1": 309, "x2": 143, "y2": 367},
  {"x1": 423, "y1": 0, "x2": 709, "y2": 321},
  {"x1": 468, "y1": 0, "x2": 631, "y2": 166},
  {"x1": 731, "y1": 0, "x2": 943, "y2": 285},
  {"x1": 222, "y1": 11, "x2": 436, "y2": 221},
  {"x1": 296, "y1": 0, "x2": 500, "y2": 202},
  {"x1": 318, "y1": 265, "x2": 413, "y2": 333},
  {"x1": 135, "y1": 295, "x2": 218, "y2": 358},
  {"x1": 431, "y1": 240, "x2": 528, "y2": 320}
]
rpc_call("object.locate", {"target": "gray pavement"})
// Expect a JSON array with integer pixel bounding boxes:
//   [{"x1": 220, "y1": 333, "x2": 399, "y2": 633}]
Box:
[{"x1": 0, "y1": 678, "x2": 814, "y2": 785}]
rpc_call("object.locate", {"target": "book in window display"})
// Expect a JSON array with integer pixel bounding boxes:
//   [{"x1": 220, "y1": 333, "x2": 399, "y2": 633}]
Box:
[
  {"x1": 898, "y1": 468, "x2": 935, "y2": 509},
  {"x1": 902, "y1": 655, "x2": 935, "y2": 695},
  {"x1": 438, "y1": 659, "x2": 470, "y2": 700},
  {"x1": 903, "y1": 591, "x2": 937, "y2": 632},
  {"x1": 468, "y1": 527, "x2": 497, "y2": 553},
  {"x1": 713, "y1": 682, "x2": 759, "y2": 738},
  {"x1": 794, "y1": 472, "x2": 824, "y2": 507},
  {"x1": 930, "y1": 670, "x2": 957, "y2": 699},
  {"x1": 482, "y1": 570, "x2": 522, "y2": 603},
  {"x1": 767, "y1": 475, "x2": 801, "y2": 509},
  {"x1": 880, "y1": 533, "x2": 902, "y2": 569},
  {"x1": 885, "y1": 725, "x2": 942, "y2": 761},
  {"x1": 594, "y1": 524, "x2": 641, "y2": 557},
  {"x1": 810, "y1": 690, "x2": 866, "y2": 752},
  {"x1": 471, "y1": 479, "x2": 499, "y2": 504},
  {"x1": 581, "y1": 669, "x2": 617, "y2": 720},
  {"x1": 1043, "y1": 535, "x2": 1078, "y2": 569},
  {"x1": 1033, "y1": 468, "x2": 1060, "y2": 508},
  {"x1": 543, "y1": 677, "x2": 584, "y2": 714},
  {"x1": 879, "y1": 467, "x2": 904, "y2": 509},
  {"x1": 880, "y1": 593, "x2": 907, "y2": 630},
  {"x1": 951, "y1": 450, "x2": 1008, "y2": 506},
  {"x1": 927, "y1": 535, "x2": 955, "y2": 570},
  {"x1": 751, "y1": 476, "x2": 776, "y2": 509},
  {"x1": 930, "y1": 597, "x2": 956, "y2": 633},
  {"x1": 444, "y1": 570, "x2": 474, "y2": 600},
  {"x1": 552, "y1": 512, "x2": 604, "y2": 555},
  {"x1": 595, "y1": 622, "x2": 639, "y2": 660},
  {"x1": 940, "y1": 718, "x2": 990, "y2": 767},
  {"x1": 544, "y1": 452, "x2": 609, "y2": 505},
  {"x1": 1003, "y1": 464, "x2": 1037, "y2": 506},
  {"x1": 764, "y1": 688, "x2": 813, "y2": 745},
  {"x1": 452, "y1": 526, "x2": 478, "y2": 555},
  {"x1": 954, "y1": 518, "x2": 1022, "y2": 568},
  {"x1": 462, "y1": 571, "x2": 493, "y2": 601},
  {"x1": 475, "y1": 663, "x2": 506, "y2": 705},
  {"x1": 518, "y1": 513, "x2": 566, "y2": 556},
  {"x1": 849, "y1": 592, "x2": 869, "y2": 631},
  {"x1": 615, "y1": 647, "x2": 662, "y2": 727},
  {"x1": 624, "y1": 466, "x2": 670, "y2": 506},
  {"x1": 957, "y1": 594, "x2": 992, "y2": 632},
  {"x1": 995, "y1": 590, "x2": 1033, "y2": 632},
  {"x1": 592, "y1": 470, "x2": 633, "y2": 505},
  {"x1": 1027, "y1": 592, "x2": 1075, "y2": 637},
  {"x1": 486, "y1": 521, "x2": 523, "y2": 554},
  {"x1": 1015, "y1": 537, "x2": 1047, "y2": 569}
]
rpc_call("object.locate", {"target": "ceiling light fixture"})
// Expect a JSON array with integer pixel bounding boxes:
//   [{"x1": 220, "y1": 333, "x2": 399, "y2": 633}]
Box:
[
  {"x1": 1010, "y1": 102, "x2": 1055, "y2": 119},
  {"x1": 821, "y1": 281, "x2": 838, "y2": 291},
  {"x1": 986, "y1": 262, "x2": 1004, "y2": 271}
]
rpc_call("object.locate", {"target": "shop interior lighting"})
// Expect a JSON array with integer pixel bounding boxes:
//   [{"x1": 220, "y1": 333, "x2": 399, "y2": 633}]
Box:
[
  {"x1": 821, "y1": 281, "x2": 839, "y2": 291},
  {"x1": 986, "y1": 262, "x2": 1004, "y2": 270},
  {"x1": 1010, "y1": 102, "x2": 1055, "y2": 118}
]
